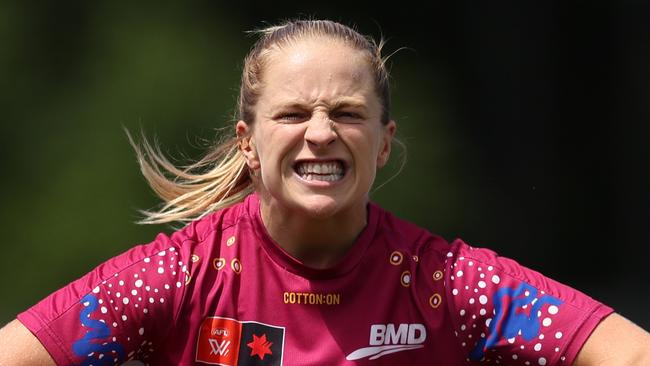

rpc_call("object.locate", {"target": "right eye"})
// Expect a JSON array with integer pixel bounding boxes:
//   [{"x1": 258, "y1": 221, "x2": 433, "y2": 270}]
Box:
[{"x1": 276, "y1": 112, "x2": 309, "y2": 123}]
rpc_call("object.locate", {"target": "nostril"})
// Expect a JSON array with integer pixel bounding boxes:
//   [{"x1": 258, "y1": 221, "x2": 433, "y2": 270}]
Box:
[{"x1": 305, "y1": 130, "x2": 337, "y2": 147}]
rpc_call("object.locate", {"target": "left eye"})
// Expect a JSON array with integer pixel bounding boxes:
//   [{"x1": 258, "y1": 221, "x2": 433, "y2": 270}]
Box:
[{"x1": 331, "y1": 111, "x2": 362, "y2": 120}]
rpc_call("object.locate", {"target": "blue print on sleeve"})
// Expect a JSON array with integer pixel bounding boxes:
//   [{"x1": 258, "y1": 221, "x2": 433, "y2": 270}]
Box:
[
  {"x1": 72, "y1": 294, "x2": 125, "y2": 366},
  {"x1": 469, "y1": 283, "x2": 562, "y2": 360}
]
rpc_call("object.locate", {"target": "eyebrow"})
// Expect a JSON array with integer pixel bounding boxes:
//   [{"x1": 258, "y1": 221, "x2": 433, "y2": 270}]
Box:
[
  {"x1": 331, "y1": 100, "x2": 368, "y2": 111},
  {"x1": 270, "y1": 99, "x2": 369, "y2": 113}
]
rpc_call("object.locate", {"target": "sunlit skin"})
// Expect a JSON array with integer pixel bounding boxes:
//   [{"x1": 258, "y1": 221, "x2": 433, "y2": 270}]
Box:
[{"x1": 237, "y1": 38, "x2": 396, "y2": 268}]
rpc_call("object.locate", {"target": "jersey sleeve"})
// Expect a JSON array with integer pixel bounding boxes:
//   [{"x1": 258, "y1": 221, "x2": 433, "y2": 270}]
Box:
[
  {"x1": 16, "y1": 228, "x2": 195, "y2": 365},
  {"x1": 443, "y1": 239, "x2": 613, "y2": 366}
]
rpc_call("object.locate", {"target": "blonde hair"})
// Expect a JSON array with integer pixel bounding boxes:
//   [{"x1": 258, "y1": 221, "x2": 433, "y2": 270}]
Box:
[{"x1": 132, "y1": 19, "x2": 396, "y2": 225}]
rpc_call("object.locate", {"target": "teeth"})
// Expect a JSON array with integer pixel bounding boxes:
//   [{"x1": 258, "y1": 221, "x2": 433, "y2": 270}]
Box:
[
  {"x1": 296, "y1": 161, "x2": 343, "y2": 175},
  {"x1": 301, "y1": 173, "x2": 342, "y2": 182},
  {"x1": 295, "y1": 161, "x2": 344, "y2": 182}
]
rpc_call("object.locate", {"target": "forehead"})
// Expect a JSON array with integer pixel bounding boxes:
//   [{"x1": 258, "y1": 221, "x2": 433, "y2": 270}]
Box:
[{"x1": 259, "y1": 38, "x2": 377, "y2": 108}]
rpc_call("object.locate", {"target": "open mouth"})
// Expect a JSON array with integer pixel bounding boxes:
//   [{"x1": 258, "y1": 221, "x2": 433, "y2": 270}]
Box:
[{"x1": 293, "y1": 160, "x2": 346, "y2": 182}]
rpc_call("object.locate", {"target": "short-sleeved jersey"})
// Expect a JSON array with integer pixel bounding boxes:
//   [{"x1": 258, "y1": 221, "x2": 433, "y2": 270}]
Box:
[{"x1": 18, "y1": 193, "x2": 613, "y2": 365}]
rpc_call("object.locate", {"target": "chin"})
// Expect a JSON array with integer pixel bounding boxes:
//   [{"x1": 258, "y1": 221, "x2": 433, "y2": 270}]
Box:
[{"x1": 293, "y1": 194, "x2": 345, "y2": 220}]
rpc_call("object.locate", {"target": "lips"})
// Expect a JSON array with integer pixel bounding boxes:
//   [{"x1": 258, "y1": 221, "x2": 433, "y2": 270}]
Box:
[{"x1": 294, "y1": 160, "x2": 345, "y2": 182}]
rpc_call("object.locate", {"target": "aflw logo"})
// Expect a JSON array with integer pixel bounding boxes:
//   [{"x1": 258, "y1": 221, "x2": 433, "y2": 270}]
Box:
[
  {"x1": 208, "y1": 339, "x2": 231, "y2": 356},
  {"x1": 346, "y1": 323, "x2": 427, "y2": 360}
]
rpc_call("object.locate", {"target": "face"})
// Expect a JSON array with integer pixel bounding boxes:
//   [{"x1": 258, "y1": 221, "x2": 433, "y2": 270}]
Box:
[{"x1": 237, "y1": 38, "x2": 396, "y2": 220}]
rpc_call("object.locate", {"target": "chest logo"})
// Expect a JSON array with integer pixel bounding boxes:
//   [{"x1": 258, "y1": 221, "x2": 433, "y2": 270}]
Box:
[
  {"x1": 196, "y1": 316, "x2": 285, "y2": 365},
  {"x1": 346, "y1": 323, "x2": 427, "y2": 360}
]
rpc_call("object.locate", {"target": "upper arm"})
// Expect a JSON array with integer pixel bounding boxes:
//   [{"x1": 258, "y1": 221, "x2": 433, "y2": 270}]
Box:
[
  {"x1": 16, "y1": 245, "x2": 190, "y2": 365},
  {"x1": 441, "y1": 239, "x2": 620, "y2": 364},
  {"x1": 0, "y1": 319, "x2": 56, "y2": 366},
  {"x1": 573, "y1": 313, "x2": 650, "y2": 366}
]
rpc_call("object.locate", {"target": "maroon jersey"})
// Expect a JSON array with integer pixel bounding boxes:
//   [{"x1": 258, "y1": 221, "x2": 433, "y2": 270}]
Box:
[{"x1": 18, "y1": 193, "x2": 612, "y2": 365}]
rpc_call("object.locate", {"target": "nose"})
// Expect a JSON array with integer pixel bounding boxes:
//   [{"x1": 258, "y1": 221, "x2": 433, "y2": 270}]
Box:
[{"x1": 304, "y1": 114, "x2": 337, "y2": 149}]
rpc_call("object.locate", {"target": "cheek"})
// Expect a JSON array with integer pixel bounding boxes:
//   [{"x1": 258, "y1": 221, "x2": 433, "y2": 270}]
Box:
[
  {"x1": 256, "y1": 126, "x2": 300, "y2": 173},
  {"x1": 350, "y1": 129, "x2": 383, "y2": 161}
]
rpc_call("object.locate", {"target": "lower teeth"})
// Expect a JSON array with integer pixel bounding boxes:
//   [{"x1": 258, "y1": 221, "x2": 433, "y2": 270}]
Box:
[{"x1": 301, "y1": 174, "x2": 342, "y2": 181}]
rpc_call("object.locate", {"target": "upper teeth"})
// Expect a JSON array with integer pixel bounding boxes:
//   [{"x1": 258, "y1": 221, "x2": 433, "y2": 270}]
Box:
[{"x1": 296, "y1": 161, "x2": 343, "y2": 175}]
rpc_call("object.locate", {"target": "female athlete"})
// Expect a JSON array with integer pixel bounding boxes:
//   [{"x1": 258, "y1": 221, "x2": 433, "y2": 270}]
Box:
[{"x1": 1, "y1": 19, "x2": 649, "y2": 366}]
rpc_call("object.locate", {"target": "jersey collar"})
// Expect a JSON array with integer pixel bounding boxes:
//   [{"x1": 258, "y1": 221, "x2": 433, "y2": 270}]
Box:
[{"x1": 246, "y1": 192, "x2": 380, "y2": 280}]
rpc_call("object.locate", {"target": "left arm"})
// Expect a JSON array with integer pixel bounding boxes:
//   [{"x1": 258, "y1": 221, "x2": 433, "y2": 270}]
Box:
[{"x1": 574, "y1": 313, "x2": 650, "y2": 366}]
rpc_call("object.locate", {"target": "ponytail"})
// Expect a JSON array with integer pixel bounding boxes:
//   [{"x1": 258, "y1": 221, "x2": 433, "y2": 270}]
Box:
[{"x1": 126, "y1": 129, "x2": 254, "y2": 225}]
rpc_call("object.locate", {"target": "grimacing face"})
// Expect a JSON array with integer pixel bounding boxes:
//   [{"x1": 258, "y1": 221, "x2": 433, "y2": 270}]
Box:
[{"x1": 237, "y1": 38, "x2": 396, "y2": 220}]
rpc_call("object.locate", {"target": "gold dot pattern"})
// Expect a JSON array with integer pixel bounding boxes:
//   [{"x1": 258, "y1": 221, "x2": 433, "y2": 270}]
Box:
[
  {"x1": 433, "y1": 270, "x2": 444, "y2": 281},
  {"x1": 390, "y1": 251, "x2": 403, "y2": 266},
  {"x1": 231, "y1": 258, "x2": 242, "y2": 274},
  {"x1": 400, "y1": 271, "x2": 412, "y2": 287},
  {"x1": 213, "y1": 258, "x2": 226, "y2": 271},
  {"x1": 429, "y1": 293, "x2": 442, "y2": 308},
  {"x1": 184, "y1": 270, "x2": 192, "y2": 285}
]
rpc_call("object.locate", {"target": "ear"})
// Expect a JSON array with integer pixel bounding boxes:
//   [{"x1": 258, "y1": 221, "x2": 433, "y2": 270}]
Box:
[
  {"x1": 236, "y1": 120, "x2": 260, "y2": 170},
  {"x1": 377, "y1": 120, "x2": 397, "y2": 168}
]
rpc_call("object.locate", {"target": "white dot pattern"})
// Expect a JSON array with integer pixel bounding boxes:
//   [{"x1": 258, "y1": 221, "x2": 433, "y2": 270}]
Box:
[
  {"x1": 76, "y1": 247, "x2": 186, "y2": 363},
  {"x1": 445, "y1": 247, "x2": 571, "y2": 365}
]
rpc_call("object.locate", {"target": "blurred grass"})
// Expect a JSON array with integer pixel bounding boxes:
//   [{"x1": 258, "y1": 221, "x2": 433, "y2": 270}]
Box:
[
  {"x1": 0, "y1": 4, "x2": 455, "y2": 322},
  {"x1": 0, "y1": 5, "x2": 247, "y2": 320}
]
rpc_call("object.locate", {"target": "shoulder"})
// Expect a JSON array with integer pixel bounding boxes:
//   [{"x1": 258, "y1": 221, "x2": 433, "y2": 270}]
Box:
[
  {"x1": 370, "y1": 202, "x2": 451, "y2": 259},
  {"x1": 84, "y1": 196, "x2": 250, "y2": 281},
  {"x1": 15, "y1": 195, "x2": 259, "y2": 365},
  {"x1": 168, "y1": 194, "x2": 253, "y2": 248},
  {"x1": 140, "y1": 194, "x2": 258, "y2": 269},
  {"x1": 441, "y1": 238, "x2": 613, "y2": 364}
]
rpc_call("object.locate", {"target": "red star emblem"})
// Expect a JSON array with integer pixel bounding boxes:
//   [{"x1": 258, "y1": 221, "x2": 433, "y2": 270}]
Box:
[{"x1": 247, "y1": 333, "x2": 273, "y2": 360}]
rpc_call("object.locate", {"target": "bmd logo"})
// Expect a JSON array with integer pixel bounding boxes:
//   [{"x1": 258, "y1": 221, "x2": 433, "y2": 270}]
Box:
[
  {"x1": 346, "y1": 323, "x2": 427, "y2": 361},
  {"x1": 369, "y1": 324, "x2": 426, "y2": 345}
]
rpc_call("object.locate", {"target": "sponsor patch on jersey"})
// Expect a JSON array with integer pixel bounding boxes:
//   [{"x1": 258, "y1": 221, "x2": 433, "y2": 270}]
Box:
[
  {"x1": 196, "y1": 316, "x2": 285, "y2": 366},
  {"x1": 346, "y1": 323, "x2": 427, "y2": 360}
]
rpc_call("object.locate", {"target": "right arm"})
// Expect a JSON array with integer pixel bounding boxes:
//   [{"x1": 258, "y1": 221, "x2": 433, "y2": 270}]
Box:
[
  {"x1": 3, "y1": 233, "x2": 192, "y2": 365},
  {"x1": 0, "y1": 319, "x2": 55, "y2": 366}
]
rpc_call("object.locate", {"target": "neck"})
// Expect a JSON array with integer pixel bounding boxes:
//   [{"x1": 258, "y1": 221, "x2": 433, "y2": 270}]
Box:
[{"x1": 259, "y1": 197, "x2": 368, "y2": 269}]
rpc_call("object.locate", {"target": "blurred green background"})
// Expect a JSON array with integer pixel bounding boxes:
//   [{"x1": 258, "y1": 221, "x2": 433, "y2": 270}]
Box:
[{"x1": 2, "y1": 1, "x2": 649, "y2": 330}]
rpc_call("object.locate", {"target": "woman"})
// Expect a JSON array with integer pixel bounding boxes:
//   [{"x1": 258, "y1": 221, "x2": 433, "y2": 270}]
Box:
[{"x1": 1, "y1": 19, "x2": 649, "y2": 365}]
